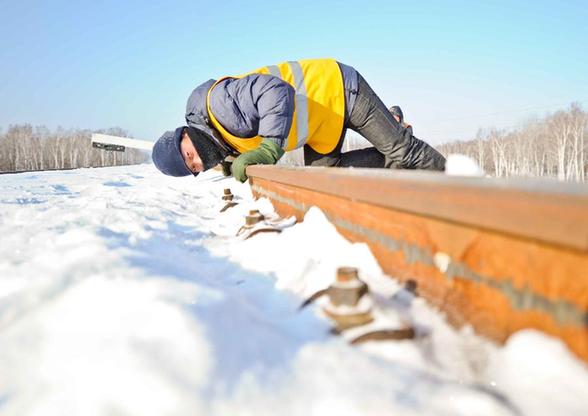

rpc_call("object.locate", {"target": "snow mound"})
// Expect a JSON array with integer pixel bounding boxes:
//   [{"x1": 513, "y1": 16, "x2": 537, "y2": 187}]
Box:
[
  {"x1": 445, "y1": 153, "x2": 485, "y2": 176},
  {"x1": 0, "y1": 164, "x2": 586, "y2": 416}
]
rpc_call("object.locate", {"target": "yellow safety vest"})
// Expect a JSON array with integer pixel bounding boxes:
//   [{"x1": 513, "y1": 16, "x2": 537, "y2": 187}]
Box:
[{"x1": 206, "y1": 58, "x2": 345, "y2": 155}]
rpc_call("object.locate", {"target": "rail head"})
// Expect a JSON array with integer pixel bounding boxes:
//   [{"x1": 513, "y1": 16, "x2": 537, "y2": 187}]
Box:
[{"x1": 246, "y1": 165, "x2": 588, "y2": 252}]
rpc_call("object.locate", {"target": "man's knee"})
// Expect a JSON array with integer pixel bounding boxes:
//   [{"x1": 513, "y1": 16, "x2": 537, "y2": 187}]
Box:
[
  {"x1": 303, "y1": 144, "x2": 341, "y2": 167},
  {"x1": 304, "y1": 155, "x2": 340, "y2": 167},
  {"x1": 339, "y1": 148, "x2": 385, "y2": 168}
]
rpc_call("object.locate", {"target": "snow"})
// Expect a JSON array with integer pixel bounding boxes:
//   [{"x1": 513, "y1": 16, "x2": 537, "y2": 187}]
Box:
[
  {"x1": 0, "y1": 164, "x2": 586, "y2": 416},
  {"x1": 445, "y1": 153, "x2": 485, "y2": 176}
]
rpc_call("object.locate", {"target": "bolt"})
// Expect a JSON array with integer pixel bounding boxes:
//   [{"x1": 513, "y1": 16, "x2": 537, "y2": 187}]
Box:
[
  {"x1": 336, "y1": 267, "x2": 359, "y2": 283},
  {"x1": 404, "y1": 279, "x2": 418, "y2": 295},
  {"x1": 222, "y1": 188, "x2": 234, "y2": 201},
  {"x1": 245, "y1": 210, "x2": 264, "y2": 226},
  {"x1": 328, "y1": 282, "x2": 368, "y2": 307},
  {"x1": 328, "y1": 267, "x2": 368, "y2": 307},
  {"x1": 322, "y1": 267, "x2": 373, "y2": 330}
]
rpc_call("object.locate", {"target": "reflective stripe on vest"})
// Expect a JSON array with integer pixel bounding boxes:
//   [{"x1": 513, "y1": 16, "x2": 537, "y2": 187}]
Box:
[{"x1": 206, "y1": 58, "x2": 345, "y2": 155}]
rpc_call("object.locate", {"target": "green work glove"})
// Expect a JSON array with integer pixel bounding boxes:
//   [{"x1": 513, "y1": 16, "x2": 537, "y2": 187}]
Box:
[{"x1": 231, "y1": 138, "x2": 285, "y2": 182}]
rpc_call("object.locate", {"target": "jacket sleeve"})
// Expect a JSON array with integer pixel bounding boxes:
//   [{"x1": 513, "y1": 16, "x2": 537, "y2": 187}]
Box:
[
  {"x1": 227, "y1": 74, "x2": 295, "y2": 148},
  {"x1": 231, "y1": 138, "x2": 285, "y2": 182}
]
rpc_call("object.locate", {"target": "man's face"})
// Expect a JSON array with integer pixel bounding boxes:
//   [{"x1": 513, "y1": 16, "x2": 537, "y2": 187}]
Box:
[
  {"x1": 180, "y1": 132, "x2": 204, "y2": 174},
  {"x1": 393, "y1": 114, "x2": 401, "y2": 124}
]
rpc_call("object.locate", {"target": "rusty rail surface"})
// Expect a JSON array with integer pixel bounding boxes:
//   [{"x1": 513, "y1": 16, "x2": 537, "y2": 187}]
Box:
[{"x1": 246, "y1": 165, "x2": 588, "y2": 362}]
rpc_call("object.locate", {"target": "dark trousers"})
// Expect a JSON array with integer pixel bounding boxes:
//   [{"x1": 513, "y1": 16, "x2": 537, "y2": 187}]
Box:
[{"x1": 304, "y1": 74, "x2": 446, "y2": 171}]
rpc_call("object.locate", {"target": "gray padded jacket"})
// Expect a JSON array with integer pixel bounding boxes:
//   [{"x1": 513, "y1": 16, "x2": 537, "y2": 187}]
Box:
[{"x1": 185, "y1": 62, "x2": 358, "y2": 150}]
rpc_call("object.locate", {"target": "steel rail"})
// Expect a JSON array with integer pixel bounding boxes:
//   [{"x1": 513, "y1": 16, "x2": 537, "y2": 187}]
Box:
[{"x1": 246, "y1": 165, "x2": 588, "y2": 362}]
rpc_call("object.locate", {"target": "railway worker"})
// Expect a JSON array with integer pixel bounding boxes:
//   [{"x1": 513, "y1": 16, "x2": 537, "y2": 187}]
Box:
[
  {"x1": 389, "y1": 105, "x2": 414, "y2": 136},
  {"x1": 152, "y1": 58, "x2": 446, "y2": 181}
]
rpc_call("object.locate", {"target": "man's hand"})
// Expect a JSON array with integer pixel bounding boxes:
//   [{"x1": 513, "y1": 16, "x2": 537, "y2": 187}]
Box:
[{"x1": 231, "y1": 139, "x2": 285, "y2": 182}]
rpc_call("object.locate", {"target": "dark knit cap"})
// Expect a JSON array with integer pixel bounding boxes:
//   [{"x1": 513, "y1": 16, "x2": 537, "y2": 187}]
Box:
[
  {"x1": 186, "y1": 126, "x2": 224, "y2": 172},
  {"x1": 152, "y1": 127, "x2": 192, "y2": 177},
  {"x1": 389, "y1": 106, "x2": 404, "y2": 123}
]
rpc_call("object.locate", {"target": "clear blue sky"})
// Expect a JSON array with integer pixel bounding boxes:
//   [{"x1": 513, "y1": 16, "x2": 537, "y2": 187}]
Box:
[{"x1": 1, "y1": 0, "x2": 587, "y2": 144}]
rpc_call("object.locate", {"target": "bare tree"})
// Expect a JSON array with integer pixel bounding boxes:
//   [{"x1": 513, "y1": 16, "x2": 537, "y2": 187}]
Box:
[
  {"x1": 0, "y1": 125, "x2": 150, "y2": 173},
  {"x1": 438, "y1": 102, "x2": 587, "y2": 182}
]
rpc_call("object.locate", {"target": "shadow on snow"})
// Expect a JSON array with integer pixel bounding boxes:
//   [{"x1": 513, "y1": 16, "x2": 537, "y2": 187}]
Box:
[{"x1": 97, "y1": 221, "x2": 331, "y2": 396}]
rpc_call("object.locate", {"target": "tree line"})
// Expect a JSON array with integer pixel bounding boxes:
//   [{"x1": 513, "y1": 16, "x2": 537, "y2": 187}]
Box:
[
  {"x1": 281, "y1": 102, "x2": 587, "y2": 182},
  {"x1": 0, "y1": 125, "x2": 149, "y2": 173},
  {"x1": 437, "y1": 103, "x2": 587, "y2": 182},
  {"x1": 2, "y1": 103, "x2": 586, "y2": 180}
]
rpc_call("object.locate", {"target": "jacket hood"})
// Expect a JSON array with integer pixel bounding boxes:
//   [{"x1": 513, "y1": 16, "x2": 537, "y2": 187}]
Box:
[
  {"x1": 185, "y1": 78, "x2": 237, "y2": 157},
  {"x1": 185, "y1": 79, "x2": 216, "y2": 129}
]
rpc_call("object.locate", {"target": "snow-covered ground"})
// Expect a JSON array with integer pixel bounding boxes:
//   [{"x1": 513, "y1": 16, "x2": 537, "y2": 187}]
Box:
[{"x1": 0, "y1": 164, "x2": 586, "y2": 416}]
